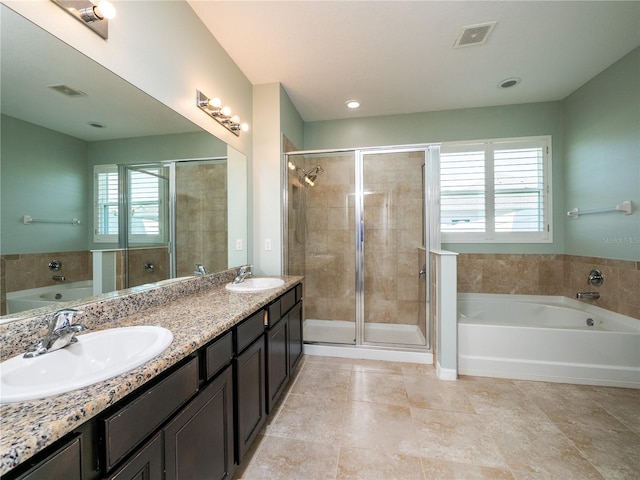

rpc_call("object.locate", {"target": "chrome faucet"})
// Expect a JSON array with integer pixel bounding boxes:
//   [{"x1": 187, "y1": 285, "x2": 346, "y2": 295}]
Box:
[
  {"x1": 194, "y1": 264, "x2": 207, "y2": 275},
  {"x1": 576, "y1": 292, "x2": 600, "y2": 300},
  {"x1": 233, "y1": 265, "x2": 253, "y2": 284},
  {"x1": 24, "y1": 308, "x2": 85, "y2": 358}
]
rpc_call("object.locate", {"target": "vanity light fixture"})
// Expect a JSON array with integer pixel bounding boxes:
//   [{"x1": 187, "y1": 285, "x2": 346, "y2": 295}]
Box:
[
  {"x1": 51, "y1": 0, "x2": 116, "y2": 39},
  {"x1": 196, "y1": 90, "x2": 249, "y2": 137}
]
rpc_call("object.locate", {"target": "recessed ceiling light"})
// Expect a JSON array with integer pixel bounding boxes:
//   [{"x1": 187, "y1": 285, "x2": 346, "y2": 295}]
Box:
[
  {"x1": 498, "y1": 77, "x2": 521, "y2": 89},
  {"x1": 88, "y1": 121, "x2": 106, "y2": 128},
  {"x1": 345, "y1": 100, "x2": 360, "y2": 109}
]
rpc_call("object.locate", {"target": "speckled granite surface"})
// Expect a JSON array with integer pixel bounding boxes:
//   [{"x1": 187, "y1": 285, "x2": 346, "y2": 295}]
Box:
[{"x1": 0, "y1": 271, "x2": 302, "y2": 476}]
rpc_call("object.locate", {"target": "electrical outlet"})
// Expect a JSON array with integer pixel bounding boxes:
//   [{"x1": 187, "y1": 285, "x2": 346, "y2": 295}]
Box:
[
  {"x1": 236, "y1": 239, "x2": 243, "y2": 251},
  {"x1": 265, "y1": 239, "x2": 272, "y2": 251}
]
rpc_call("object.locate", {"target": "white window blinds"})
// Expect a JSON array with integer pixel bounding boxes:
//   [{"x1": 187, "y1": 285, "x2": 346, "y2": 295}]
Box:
[{"x1": 440, "y1": 136, "x2": 551, "y2": 243}]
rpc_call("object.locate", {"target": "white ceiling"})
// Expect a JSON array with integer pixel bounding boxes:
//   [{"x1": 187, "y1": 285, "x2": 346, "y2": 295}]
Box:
[{"x1": 188, "y1": 1, "x2": 640, "y2": 122}]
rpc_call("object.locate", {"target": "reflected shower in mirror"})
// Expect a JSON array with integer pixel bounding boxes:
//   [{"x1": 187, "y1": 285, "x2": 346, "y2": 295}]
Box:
[{"x1": 0, "y1": 5, "x2": 248, "y2": 321}]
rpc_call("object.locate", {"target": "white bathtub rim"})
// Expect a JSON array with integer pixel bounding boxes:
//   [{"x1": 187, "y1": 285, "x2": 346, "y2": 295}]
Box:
[
  {"x1": 458, "y1": 292, "x2": 639, "y2": 329},
  {"x1": 6, "y1": 280, "x2": 93, "y2": 300}
]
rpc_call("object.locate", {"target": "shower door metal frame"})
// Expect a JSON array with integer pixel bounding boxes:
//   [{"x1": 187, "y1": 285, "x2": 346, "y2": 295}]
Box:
[{"x1": 283, "y1": 144, "x2": 439, "y2": 352}]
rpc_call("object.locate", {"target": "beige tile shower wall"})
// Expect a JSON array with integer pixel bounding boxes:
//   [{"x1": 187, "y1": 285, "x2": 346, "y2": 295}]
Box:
[
  {"x1": 1, "y1": 250, "x2": 92, "y2": 293},
  {"x1": 303, "y1": 154, "x2": 356, "y2": 323},
  {"x1": 175, "y1": 163, "x2": 227, "y2": 276},
  {"x1": 363, "y1": 152, "x2": 424, "y2": 325},
  {"x1": 126, "y1": 247, "x2": 170, "y2": 288},
  {"x1": 456, "y1": 253, "x2": 639, "y2": 319}
]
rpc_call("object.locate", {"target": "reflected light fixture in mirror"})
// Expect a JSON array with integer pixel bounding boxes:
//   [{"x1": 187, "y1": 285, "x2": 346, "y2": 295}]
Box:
[
  {"x1": 51, "y1": 0, "x2": 116, "y2": 39},
  {"x1": 196, "y1": 90, "x2": 249, "y2": 137}
]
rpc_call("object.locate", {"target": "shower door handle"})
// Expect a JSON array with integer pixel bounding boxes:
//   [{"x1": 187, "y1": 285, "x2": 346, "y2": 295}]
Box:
[{"x1": 419, "y1": 265, "x2": 426, "y2": 278}]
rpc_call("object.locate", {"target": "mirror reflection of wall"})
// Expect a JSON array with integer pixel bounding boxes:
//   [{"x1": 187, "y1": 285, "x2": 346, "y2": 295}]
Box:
[{"x1": 0, "y1": 5, "x2": 248, "y2": 319}]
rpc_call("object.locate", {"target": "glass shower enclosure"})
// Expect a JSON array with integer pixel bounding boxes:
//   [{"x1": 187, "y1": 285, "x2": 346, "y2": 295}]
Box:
[{"x1": 284, "y1": 146, "x2": 439, "y2": 351}]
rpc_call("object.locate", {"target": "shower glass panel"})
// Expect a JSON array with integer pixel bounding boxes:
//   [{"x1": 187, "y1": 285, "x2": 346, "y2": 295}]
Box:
[
  {"x1": 286, "y1": 151, "x2": 356, "y2": 345},
  {"x1": 121, "y1": 164, "x2": 171, "y2": 288},
  {"x1": 173, "y1": 159, "x2": 228, "y2": 277},
  {"x1": 360, "y1": 150, "x2": 427, "y2": 346}
]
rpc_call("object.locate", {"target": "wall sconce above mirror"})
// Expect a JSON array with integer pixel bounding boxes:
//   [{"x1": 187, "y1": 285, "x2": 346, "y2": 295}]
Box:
[
  {"x1": 51, "y1": 0, "x2": 116, "y2": 39},
  {"x1": 196, "y1": 90, "x2": 249, "y2": 137}
]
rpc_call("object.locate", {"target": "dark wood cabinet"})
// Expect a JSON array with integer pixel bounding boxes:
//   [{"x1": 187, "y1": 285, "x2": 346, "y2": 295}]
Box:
[
  {"x1": 234, "y1": 334, "x2": 266, "y2": 464},
  {"x1": 266, "y1": 314, "x2": 289, "y2": 413},
  {"x1": 5, "y1": 282, "x2": 303, "y2": 480},
  {"x1": 11, "y1": 435, "x2": 82, "y2": 480},
  {"x1": 104, "y1": 432, "x2": 162, "y2": 480},
  {"x1": 163, "y1": 365, "x2": 235, "y2": 480},
  {"x1": 288, "y1": 301, "x2": 303, "y2": 372}
]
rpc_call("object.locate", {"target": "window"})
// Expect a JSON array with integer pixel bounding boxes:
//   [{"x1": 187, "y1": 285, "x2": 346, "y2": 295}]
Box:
[
  {"x1": 440, "y1": 136, "x2": 552, "y2": 243},
  {"x1": 94, "y1": 165, "x2": 166, "y2": 243}
]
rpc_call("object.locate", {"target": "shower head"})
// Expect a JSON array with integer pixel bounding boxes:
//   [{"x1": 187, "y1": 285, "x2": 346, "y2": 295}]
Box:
[{"x1": 300, "y1": 165, "x2": 324, "y2": 187}]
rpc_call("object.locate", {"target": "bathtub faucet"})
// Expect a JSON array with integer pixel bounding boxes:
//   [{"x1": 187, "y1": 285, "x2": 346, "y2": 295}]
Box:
[
  {"x1": 233, "y1": 264, "x2": 253, "y2": 284},
  {"x1": 576, "y1": 292, "x2": 600, "y2": 300},
  {"x1": 23, "y1": 308, "x2": 85, "y2": 358}
]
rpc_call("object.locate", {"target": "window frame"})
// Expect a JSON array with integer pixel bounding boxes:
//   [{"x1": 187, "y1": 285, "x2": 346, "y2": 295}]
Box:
[{"x1": 440, "y1": 135, "x2": 552, "y2": 244}]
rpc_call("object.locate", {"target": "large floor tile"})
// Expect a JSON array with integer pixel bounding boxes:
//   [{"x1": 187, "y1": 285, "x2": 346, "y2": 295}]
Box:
[
  {"x1": 349, "y1": 370, "x2": 410, "y2": 407},
  {"x1": 406, "y1": 407, "x2": 508, "y2": 469},
  {"x1": 487, "y1": 414, "x2": 604, "y2": 479},
  {"x1": 289, "y1": 361, "x2": 352, "y2": 400},
  {"x1": 264, "y1": 393, "x2": 347, "y2": 445},
  {"x1": 556, "y1": 421, "x2": 640, "y2": 480},
  {"x1": 337, "y1": 446, "x2": 425, "y2": 480},
  {"x1": 236, "y1": 436, "x2": 340, "y2": 480},
  {"x1": 404, "y1": 375, "x2": 476, "y2": 413},
  {"x1": 421, "y1": 458, "x2": 515, "y2": 480}
]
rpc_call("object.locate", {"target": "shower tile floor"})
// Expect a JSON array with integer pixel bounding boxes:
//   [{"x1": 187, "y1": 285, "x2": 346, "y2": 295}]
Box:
[{"x1": 233, "y1": 355, "x2": 640, "y2": 480}]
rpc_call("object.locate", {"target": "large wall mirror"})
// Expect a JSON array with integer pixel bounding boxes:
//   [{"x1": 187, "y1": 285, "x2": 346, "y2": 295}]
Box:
[{"x1": 0, "y1": 5, "x2": 248, "y2": 321}]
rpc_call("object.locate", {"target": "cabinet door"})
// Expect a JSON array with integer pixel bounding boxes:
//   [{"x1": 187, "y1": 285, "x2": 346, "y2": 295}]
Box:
[
  {"x1": 13, "y1": 435, "x2": 82, "y2": 480},
  {"x1": 288, "y1": 302, "x2": 303, "y2": 372},
  {"x1": 234, "y1": 335, "x2": 266, "y2": 463},
  {"x1": 163, "y1": 365, "x2": 235, "y2": 480},
  {"x1": 266, "y1": 315, "x2": 289, "y2": 413},
  {"x1": 104, "y1": 432, "x2": 162, "y2": 480}
]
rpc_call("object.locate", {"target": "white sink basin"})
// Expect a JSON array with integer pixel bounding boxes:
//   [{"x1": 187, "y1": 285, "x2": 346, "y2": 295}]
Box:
[
  {"x1": 0, "y1": 326, "x2": 173, "y2": 404},
  {"x1": 225, "y1": 277, "x2": 285, "y2": 292}
]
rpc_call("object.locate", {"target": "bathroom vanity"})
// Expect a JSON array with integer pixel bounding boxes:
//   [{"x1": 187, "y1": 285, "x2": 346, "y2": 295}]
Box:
[{"x1": 0, "y1": 272, "x2": 303, "y2": 480}]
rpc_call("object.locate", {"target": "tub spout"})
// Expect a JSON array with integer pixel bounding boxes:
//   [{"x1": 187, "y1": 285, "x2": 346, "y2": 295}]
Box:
[{"x1": 577, "y1": 292, "x2": 600, "y2": 299}]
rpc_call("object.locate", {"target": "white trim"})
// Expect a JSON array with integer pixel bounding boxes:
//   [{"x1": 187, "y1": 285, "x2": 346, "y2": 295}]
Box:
[
  {"x1": 436, "y1": 362, "x2": 458, "y2": 380},
  {"x1": 303, "y1": 344, "x2": 433, "y2": 364}
]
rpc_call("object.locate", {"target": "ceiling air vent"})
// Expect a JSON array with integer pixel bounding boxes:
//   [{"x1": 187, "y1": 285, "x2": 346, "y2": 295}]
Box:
[
  {"x1": 454, "y1": 21, "x2": 497, "y2": 48},
  {"x1": 47, "y1": 84, "x2": 87, "y2": 97}
]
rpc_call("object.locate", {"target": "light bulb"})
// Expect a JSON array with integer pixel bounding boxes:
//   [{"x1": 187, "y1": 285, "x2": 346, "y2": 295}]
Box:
[
  {"x1": 96, "y1": 0, "x2": 117, "y2": 19},
  {"x1": 209, "y1": 97, "x2": 222, "y2": 108},
  {"x1": 231, "y1": 115, "x2": 240, "y2": 124},
  {"x1": 221, "y1": 106, "x2": 231, "y2": 117},
  {"x1": 241, "y1": 123, "x2": 249, "y2": 132}
]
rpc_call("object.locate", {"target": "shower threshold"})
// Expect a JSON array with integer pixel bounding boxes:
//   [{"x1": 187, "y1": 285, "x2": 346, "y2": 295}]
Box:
[{"x1": 304, "y1": 319, "x2": 426, "y2": 346}]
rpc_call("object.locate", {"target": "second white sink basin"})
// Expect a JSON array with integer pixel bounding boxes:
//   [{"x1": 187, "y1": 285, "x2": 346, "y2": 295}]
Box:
[
  {"x1": 225, "y1": 277, "x2": 285, "y2": 292},
  {"x1": 0, "y1": 326, "x2": 173, "y2": 404}
]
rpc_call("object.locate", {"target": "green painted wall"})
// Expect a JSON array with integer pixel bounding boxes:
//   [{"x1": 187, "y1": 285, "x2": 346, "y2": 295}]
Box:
[
  {"x1": 563, "y1": 47, "x2": 640, "y2": 261},
  {"x1": 1, "y1": 115, "x2": 89, "y2": 254},
  {"x1": 303, "y1": 101, "x2": 564, "y2": 254}
]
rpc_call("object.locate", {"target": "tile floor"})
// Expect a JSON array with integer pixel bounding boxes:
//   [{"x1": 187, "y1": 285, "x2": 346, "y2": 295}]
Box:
[{"x1": 234, "y1": 355, "x2": 640, "y2": 480}]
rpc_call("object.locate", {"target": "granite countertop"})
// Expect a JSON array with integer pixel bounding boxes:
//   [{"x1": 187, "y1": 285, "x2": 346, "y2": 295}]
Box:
[{"x1": 0, "y1": 274, "x2": 302, "y2": 475}]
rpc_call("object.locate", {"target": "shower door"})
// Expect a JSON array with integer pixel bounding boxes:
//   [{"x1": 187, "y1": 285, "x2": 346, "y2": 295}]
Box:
[
  {"x1": 286, "y1": 151, "x2": 357, "y2": 345},
  {"x1": 358, "y1": 149, "x2": 428, "y2": 347}
]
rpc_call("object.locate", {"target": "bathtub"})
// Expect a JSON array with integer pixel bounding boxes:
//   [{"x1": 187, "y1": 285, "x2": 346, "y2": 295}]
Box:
[
  {"x1": 6, "y1": 281, "x2": 94, "y2": 314},
  {"x1": 457, "y1": 293, "x2": 640, "y2": 388}
]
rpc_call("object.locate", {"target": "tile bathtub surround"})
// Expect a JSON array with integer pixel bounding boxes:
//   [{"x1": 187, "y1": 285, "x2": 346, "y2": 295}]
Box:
[
  {"x1": 0, "y1": 273, "x2": 303, "y2": 475},
  {"x1": 456, "y1": 253, "x2": 640, "y2": 319},
  {"x1": 235, "y1": 355, "x2": 640, "y2": 480}
]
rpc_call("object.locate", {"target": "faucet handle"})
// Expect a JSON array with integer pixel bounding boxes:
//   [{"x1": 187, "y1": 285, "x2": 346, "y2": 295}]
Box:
[{"x1": 50, "y1": 308, "x2": 84, "y2": 330}]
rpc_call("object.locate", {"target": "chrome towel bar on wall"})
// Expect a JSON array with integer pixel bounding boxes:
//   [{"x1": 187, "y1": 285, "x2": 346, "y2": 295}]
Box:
[{"x1": 567, "y1": 200, "x2": 633, "y2": 219}]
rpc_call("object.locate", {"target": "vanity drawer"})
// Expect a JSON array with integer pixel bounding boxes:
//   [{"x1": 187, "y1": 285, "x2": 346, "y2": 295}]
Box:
[
  {"x1": 280, "y1": 288, "x2": 296, "y2": 316},
  {"x1": 102, "y1": 356, "x2": 199, "y2": 471},
  {"x1": 205, "y1": 331, "x2": 233, "y2": 381},
  {"x1": 236, "y1": 310, "x2": 266, "y2": 353}
]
